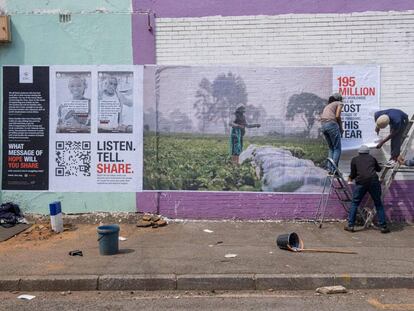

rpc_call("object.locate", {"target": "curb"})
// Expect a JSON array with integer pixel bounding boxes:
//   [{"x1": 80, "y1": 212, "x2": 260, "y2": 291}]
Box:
[{"x1": 0, "y1": 274, "x2": 413, "y2": 292}]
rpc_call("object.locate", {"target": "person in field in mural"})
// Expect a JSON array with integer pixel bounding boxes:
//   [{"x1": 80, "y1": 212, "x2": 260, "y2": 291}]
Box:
[
  {"x1": 320, "y1": 93, "x2": 344, "y2": 174},
  {"x1": 57, "y1": 75, "x2": 91, "y2": 133},
  {"x1": 229, "y1": 106, "x2": 260, "y2": 164}
]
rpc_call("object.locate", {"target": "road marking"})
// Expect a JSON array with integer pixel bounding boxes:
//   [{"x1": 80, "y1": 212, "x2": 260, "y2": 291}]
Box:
[
  {"x1": 134, "y1": 293, "x2": 302, "y2": 300},
  {"x1": 368, "y1": 298, "x2": 414, "y2": 310}
]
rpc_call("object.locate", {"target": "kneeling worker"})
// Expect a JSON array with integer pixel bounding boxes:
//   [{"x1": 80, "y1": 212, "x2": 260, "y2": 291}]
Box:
[
  {"x1": 345, "y1": 145, "x2": 390, "y2": 233},
  {"x1": 374, "y1": 108, "x2": 408, "y2": 167}
]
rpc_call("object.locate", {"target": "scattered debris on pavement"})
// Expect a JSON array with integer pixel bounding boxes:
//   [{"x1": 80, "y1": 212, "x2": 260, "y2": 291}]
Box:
[
  {"x1": 136, "y1": 214, "x2": 167, "y2": 229},
  {"x1": 19, "y1": 223, "x2": 76, "y2": 241},
  {"x1": 68, "y1": 250, "x2": 83, "y2": 256},
  {"x1": 136, "y1": 219, "x2": 152, "y2": 228},
  {"x1": 60, "y1": 291, "x2": 71, "y2": 296},
  {"x1": 119, "y1": 236, "x2": 127, "y2": 241},
  {"x1": 316, "y1": 285, "x2": 348, "y2": 294},
  {"x1": 203, "y1": 229, "x2": 214, "y2": 233},
  {"x1": 17, "y1": 294, "x2": 36, "y2": 300},
  {"x1": 224, "y1": 253, "x2": 238, "y2": 258}
]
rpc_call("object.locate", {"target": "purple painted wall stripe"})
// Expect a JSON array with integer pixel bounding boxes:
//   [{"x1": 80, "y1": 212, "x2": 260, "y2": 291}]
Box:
[
  {"x1": 133, "y1": 0, "x2": 414, "y2": 18},
  {"x1": 132, "y1": 12, "x2": 156, "y2": 64},
  {"x1": 137, "y1": 180, "x2": 414, "y2": 221}
]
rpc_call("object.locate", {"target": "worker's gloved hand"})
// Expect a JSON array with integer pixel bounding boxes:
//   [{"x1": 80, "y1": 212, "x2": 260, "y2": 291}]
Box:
[{"x1": 376, "y1": 142, "x2": 383, "y2": 149}]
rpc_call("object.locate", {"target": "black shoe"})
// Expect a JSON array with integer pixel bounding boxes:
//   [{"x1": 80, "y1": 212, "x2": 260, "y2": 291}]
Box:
[
  {"x1": 380, "y1": 226, "x2": 390, "y2": 234},
  {"x1": 344, "y1": 225, "x2": 355, "y2": 232}
]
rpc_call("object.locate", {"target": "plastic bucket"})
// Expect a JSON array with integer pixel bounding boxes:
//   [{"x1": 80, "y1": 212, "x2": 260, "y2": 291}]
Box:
[
  {"x1": 276, "y1": 232, "x2": 301, "y2": 250},
  {"x1": 97, "y1": 224, "x2": 120, "y2": 255}
]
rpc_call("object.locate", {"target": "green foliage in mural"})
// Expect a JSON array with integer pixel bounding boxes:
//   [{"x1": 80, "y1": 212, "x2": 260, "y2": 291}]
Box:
[{"x1": 143, "y1": 132, "x2": 326, "y2": 191}]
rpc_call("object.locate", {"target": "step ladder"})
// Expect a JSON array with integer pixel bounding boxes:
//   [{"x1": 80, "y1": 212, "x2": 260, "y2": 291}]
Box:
[
  {"x1": 315, "y1": 158, "x2": 366, "y2": 228},
  {"x1": 362, "y1": 114, "x2": 414, "y2": 228}
]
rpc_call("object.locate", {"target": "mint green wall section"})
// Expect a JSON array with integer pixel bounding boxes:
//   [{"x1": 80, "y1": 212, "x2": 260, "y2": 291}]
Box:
[
  {"x1": 0, "y1": 0, "x2": 132, "y2": 64},
  {"x1": 0, "y1": 0, "x2": 136, "y2": 214}
]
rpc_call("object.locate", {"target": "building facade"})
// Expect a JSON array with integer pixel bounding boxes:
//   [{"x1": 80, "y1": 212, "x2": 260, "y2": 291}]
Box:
[{"x1": 1, "y1": 0, "x2": 413, "y2": 221}]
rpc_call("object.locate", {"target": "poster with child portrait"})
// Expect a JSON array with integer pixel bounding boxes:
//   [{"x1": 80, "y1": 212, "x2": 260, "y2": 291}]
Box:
[
  {"x1": 54, "y1": 71, "x2": 92, "y2": 134},
  {"x1": 98, "y1": 71, "x2": 134, "y2": 134}
]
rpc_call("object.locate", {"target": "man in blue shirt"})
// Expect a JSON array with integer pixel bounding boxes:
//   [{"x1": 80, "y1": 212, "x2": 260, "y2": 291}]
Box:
[{"x1": 374, "y1": 109, "x2": 408, "y2": 167}]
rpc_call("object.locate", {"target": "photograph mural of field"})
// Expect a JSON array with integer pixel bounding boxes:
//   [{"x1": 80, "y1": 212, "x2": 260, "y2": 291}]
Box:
[{"x1": 143, "y1": 66, "x2": 332, "y2": 193}]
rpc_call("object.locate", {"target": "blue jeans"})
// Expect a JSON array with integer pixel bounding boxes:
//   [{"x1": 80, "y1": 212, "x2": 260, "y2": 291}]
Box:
[
  {"x1": 390, "y1": 118, "x2": 408, "y2": 159},
  {"x1": 405, "y1": 158, "x2": 414, "y2": 166},
  {"x1": 348, "y1": 179, "x2": 387, "y2": 227},
  {"x1": 322, "y1": 122, "x2": 341, "y2": 172}
]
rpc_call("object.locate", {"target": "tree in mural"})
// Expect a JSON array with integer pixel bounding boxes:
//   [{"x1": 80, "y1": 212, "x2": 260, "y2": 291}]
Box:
[
  {"x1": 169, "y1": 108, "x2": 193, "y2": 132},
  {"x1": 285, "y1": 92, "x2": 327, "y2": 137},
  {"x1": 194, "y1": 78, "x2": 214, "y2": 132},
  {"x1": 194, "y1": 72, "x2": 248, "y2": 134}
]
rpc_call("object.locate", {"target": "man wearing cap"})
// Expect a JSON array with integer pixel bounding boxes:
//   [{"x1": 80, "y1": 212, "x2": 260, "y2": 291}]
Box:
[
  {"x1": 374, "y1": 108, "x2": 408, "y2": 167},
  {"x1": 345, "y1": 145, "x2": 390, "y2": 233},
  {"x1": 320, "y1": 93, "x2": 344, "y2": 173}
]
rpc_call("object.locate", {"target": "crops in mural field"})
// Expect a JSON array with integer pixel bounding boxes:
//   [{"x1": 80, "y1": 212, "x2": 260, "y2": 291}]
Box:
[{"x1": 143, "y1": 132, "x2": 327, "y2": 192}]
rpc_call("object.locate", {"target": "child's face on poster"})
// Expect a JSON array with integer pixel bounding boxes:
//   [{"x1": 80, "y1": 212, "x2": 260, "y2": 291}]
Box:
[
  {"x1": 105, "y1": 77, "x2": 118, "y2": 95},
  {"x1": 68, "y1": 78, "x2": 86, "y2": 99}
]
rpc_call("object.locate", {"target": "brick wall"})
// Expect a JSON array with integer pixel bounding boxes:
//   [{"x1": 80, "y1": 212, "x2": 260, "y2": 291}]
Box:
[{"x1": 156, "y1": 11, "x2": 414, "y2": 113}]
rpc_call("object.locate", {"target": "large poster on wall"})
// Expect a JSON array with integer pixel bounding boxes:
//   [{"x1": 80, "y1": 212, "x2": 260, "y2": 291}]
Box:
[
  {"x1": 49, "y1": 66, "x2": 143, "y2": 192},
  {"x1": 2, "y1": 65, "x2": 379, "y2": 193},
  {"x1": 143, "y1": 66, "x2": 332, "y2": 193},
  {"x1": 2, "y1": 65, "x2": 143, "y2": 192},
  {"x1": 143, "y1": 65, "x2": 380, "y2": 193},
  {"x1": 2, "y1": 66, "x2": 49, "y2": 190},
  {"x1": 333, "y1": 65, "x2": 380, "y2": 150}
]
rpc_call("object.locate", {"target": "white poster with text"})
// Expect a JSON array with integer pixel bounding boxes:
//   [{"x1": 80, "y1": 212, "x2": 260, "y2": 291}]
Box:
[
  {"x1": 49, "y1": 65, "x2": 143, "y2": 192},
  {"x1": 333, "y1": 65, "x2": 380, "y2": 150}
]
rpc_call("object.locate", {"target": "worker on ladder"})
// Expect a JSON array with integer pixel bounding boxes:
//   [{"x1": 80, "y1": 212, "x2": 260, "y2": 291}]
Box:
[
  {"x1": 345, "y1": 145, "x2": 390, "y2": 234},
  {"x1": 375, "y1": 109, "x2": 409, "y2": 167},
  {"x1": 321, "y1": 93, "x2": 344, "y2": 174}
]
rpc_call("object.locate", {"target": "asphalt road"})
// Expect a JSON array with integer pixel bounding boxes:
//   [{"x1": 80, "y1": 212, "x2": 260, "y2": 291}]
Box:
[{"x1": 1, "y1": 289, "x2": 414, "y2": 311}]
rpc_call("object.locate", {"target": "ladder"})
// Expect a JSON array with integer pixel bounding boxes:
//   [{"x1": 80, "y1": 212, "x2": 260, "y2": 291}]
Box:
[
  {"x1": 362, "y1": 114, "x2": 414, "y2": 228},
  {"x1": 315, "y1": 158, "x2": 366, "y2": 228}
]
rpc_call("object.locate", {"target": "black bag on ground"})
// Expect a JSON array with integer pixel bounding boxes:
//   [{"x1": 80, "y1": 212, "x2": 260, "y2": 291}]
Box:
[{"x1": 0, "y1": 202, "x2": 22, "y2": 228}]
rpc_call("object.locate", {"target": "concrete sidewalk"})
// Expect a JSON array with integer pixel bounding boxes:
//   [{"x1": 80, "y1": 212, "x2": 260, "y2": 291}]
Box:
[{"x1": 0, "y1": 221, "x2": 413, "y2": 291}]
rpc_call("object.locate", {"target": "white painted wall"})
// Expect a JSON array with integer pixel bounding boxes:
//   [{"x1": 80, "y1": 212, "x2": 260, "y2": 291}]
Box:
[{"x1": 156, "y1": 11, "x2": 414, "y2": 115}]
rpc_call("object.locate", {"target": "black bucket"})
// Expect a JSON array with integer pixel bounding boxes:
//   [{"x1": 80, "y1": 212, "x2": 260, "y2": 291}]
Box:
[{"x1": 276, "y1": 232, "x2": 301, "y2": 250}]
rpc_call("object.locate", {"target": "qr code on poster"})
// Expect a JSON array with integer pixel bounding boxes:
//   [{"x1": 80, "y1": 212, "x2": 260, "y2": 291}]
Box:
[{"x1": 55, "y1": 141, "x2": 91, "y2": 177}]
